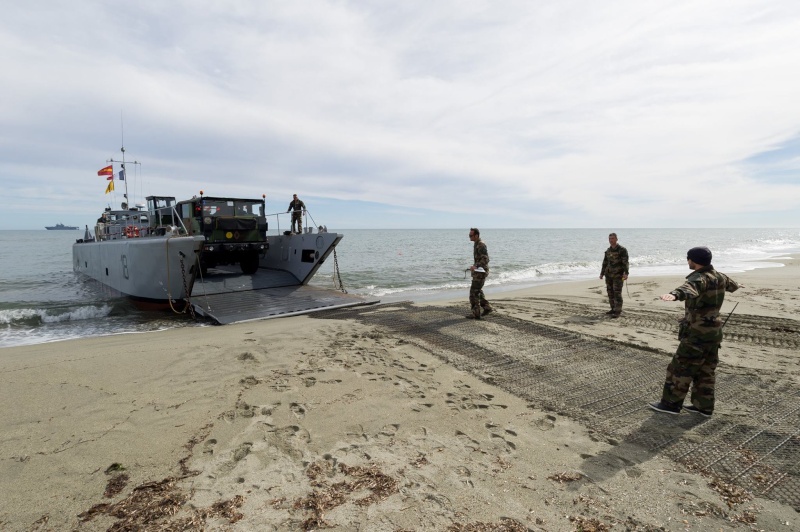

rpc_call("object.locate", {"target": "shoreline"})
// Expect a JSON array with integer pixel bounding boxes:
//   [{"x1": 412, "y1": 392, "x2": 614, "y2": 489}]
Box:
[
  {"x1": 390, "y1": 252, "x2": 797, "y2": 309},
  {"x1": 1, "y1": 256, "x2": 798, "y2": 529}
]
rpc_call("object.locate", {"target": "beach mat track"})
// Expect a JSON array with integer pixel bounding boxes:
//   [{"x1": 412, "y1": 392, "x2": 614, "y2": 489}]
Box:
[
  {"x1": 313, "y1": 302, "x2": 800, "y2": 510},
  {"x1": 499, "y1": 297, "x2": 800, "y2": 348}
]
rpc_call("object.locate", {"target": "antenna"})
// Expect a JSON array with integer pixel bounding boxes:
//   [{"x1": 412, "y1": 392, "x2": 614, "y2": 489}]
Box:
[{"x1": 106, "y1": 116, "x2": 139, "y2": 208}]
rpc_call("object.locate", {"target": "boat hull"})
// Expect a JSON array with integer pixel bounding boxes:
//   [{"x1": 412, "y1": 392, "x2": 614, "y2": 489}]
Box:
[
  {"x1": 259, "y1": 232, "x2": 343, "y2": 284},
  {"x1": 73, "y1": 235, "x2": 205, "y2": 301}
]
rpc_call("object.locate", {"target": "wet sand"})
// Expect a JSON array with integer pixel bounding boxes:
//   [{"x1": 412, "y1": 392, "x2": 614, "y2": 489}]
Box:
[{"x1": 1, "y1": 257, "x2": 799, "y2": 531}]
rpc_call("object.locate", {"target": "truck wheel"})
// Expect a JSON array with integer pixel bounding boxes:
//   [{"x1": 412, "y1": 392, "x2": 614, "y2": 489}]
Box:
[{"x1": 240, "y1": 253, "x2": 260, "y2": 274}]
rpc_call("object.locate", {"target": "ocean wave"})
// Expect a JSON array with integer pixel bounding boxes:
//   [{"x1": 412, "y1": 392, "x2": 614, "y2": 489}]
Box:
[
  {"x1": 366, "y1": 281, "x2": 467, "y2": 297},
  {"x1": 0, "y1": 304, "x2": 112, "y2": 327}
]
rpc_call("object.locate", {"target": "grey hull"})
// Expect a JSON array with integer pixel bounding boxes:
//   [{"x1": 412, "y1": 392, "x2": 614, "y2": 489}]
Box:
[
  {"x1": 73, "y1": 235, "x2": 205, "y2": 301},
  {"x1": 259, "y1": 232, "x2": 343, "y2": 284}
]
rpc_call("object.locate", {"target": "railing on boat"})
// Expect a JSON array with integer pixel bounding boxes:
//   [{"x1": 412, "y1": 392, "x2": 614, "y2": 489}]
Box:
[
  {"x1": 94, "y1": 206, "x2": 190, "y2": 241},
  {"x1": 265, "y1": 210, "x2": 329, "y2": 235},
  {"x1": 90, "y1": 207, "x2": 330, "y2": 242}
]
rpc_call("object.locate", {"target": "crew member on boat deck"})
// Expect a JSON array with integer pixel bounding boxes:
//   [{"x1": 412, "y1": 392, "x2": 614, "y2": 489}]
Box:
[
  {"x1": 287, "y1": 194, "x2": 306, "y2": 234},
  {"x1": 96, "y1": 213, "x2": 108, "y2": 237}
]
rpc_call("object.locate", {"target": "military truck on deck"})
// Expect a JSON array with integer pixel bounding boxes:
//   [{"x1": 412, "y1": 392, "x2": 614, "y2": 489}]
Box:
[{"x1": 177, "y1": 194, "x2": 268, "y2": 274}]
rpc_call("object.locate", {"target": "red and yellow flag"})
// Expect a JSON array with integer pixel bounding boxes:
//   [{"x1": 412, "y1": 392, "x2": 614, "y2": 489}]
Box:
[
  {"x1": 105, "y1": 180, "x2": 114, "y2": 194},
  {"x1": 97, "y1": 165, "x2": 113, "y2": 177}
]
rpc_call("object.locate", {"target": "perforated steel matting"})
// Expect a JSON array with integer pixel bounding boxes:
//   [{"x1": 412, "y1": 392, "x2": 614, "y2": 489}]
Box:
[{"x1": 313, "y1": 302, "x2": 800, "y2": 510}]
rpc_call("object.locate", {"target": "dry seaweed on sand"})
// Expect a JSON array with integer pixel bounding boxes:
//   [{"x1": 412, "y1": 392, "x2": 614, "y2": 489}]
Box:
[
  {"x1": 548, "y1": 471, "x2": 584, "y2": 483},
  {"x1": 707, "y1": 477, "x2": 753, "y2": 508},
  {"x1": 568, "y1": 515, "x2": 611, "y2": 532},
  {"x1": 178, "y1": 422, "x2": 213, "y2": 476},
  {"x1": 294, "y1": 462, "x2": 399, "y2": 530},
  {"x1": 196, "y1": 494, "x2": 245, "y2": 524},
  {"x1": 79, "y1": 476, "x2": 245, "y2": 530},
  {"x1": 78, "y1": 477, "x2": 187, "y2": 528},
  {"x1": 104, "y1": 473, "x2": 129, "y2": 498},
  {"x1": 410, "y1": 454, "x2": 430, "y2": 468},
  {"x1": 446, "y1": 517, "x2": 528, "y2": 532}
]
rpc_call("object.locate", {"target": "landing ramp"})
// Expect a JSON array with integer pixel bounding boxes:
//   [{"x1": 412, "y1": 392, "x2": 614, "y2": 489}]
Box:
[{"x1": 189, "y1": 267, "x2": 375, "y2": 325}]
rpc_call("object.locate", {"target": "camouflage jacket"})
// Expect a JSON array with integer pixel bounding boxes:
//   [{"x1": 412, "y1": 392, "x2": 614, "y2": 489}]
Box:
[
  {"x1": 670, "y1": 266, "x2": 739, "y2": 342},
  {"x1": 601, "y1": 245, "x2": 629, "y2": 277},
  {"x1": 287, "y1": 199, "x2": 305, "y2": 212},
  {"x1": 473, "y1": 239, "x2": 490, "y2": 278}
]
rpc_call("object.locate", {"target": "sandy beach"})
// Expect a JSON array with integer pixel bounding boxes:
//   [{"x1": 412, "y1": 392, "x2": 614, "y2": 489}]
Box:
[{"x1": 1, "y1": 257, "x2": 799, "y2": 531}]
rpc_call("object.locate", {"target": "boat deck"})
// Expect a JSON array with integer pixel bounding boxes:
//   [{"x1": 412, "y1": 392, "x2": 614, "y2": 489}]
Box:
[{"x1": 189, "y1": 266, "x2": 376, "y2": 324}]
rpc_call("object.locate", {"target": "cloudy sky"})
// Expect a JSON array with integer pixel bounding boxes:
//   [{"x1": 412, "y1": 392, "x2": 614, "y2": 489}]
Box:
[{"x1": 1, "y1": 0, "x2": 799, "y2": 230}]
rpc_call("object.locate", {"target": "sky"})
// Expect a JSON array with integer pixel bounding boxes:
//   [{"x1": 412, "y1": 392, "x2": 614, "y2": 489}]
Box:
[{"x1": 1, "y1": 0, "x2": 799, "y2": 230}]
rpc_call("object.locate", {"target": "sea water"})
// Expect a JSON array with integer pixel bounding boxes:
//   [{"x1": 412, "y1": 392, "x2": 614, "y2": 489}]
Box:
[{"x1": 1, "y1": 228, "x2": 798, "y2": 348}]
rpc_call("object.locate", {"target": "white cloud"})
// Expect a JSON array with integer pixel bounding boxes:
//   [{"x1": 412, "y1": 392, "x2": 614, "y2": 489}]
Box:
[{"x1": 1, "y1": 0, "x2": 799, "y2": 229}]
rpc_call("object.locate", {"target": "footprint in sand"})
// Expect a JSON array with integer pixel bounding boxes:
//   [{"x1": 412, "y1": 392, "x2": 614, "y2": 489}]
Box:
[
  {"x1": 456, "y1": 430, "x2": 481, "y2": 451},
  {"x1": 265, "y1": 425, "x2": 311, "y2": 460},
  {"x1": 270, "y1": 379, "x2": 292, "y2": 392},
  {"x1": 411, "y1": 403, "x2": 434, "y2": 412},
  {"x1": 378, "y1": 423, "x2": 400, "y2": 439},
  {"x1": 456, "y1": 466, "x2": 471, "y2": 477},
  {"x1": 535, "y1": 414, "x2": 557, "y2": 431},
  {"x1": 490, "y1": 432, "x2": 517, "y2": 452},
  {"x1": 203, "y1": 438, "x2": 217, "y2": 455},
  {"x1": 446, "y1": 391, "x2": 508, "y2": 411},
  {"x1": 290, "y1": 402, "x2": 307, "y2": 418},
  {"x1": 625, "y1": 466, "x2": 644, "y2": 478},
  {"x1": 261, "y1": 402, "x2": 281, "y2": 416},
  {"x1": 216, "y1": 442, "x2": 254, "y2": 475},
  {"x1": 232, "y1": 442, "x2": 252, "y2": 462},
  {"x1": 237, "y1": 401, "x2": 256, "y2": 418}
]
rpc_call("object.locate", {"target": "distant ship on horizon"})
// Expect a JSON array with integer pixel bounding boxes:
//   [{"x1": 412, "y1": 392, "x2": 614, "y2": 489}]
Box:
[{"x1": 45, "y1": 223, "x2": 79, "y2": 230}]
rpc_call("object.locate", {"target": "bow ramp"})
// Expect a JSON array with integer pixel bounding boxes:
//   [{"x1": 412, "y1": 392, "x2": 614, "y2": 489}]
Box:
[{"x1": 189, "y1": 267, "x2": 375, "y2": 325}]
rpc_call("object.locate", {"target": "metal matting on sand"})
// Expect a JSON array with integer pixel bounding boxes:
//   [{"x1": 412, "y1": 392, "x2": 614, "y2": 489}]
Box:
[
  {"x1": 313, "y1": 302, "x2": 800, "y2": 511},
  {"x1": 189, "y1": 268, "x2": 375, "y2": 324}
]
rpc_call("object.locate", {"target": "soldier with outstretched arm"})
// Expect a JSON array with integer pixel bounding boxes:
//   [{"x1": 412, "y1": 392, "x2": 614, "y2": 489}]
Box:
[{"x1": 649, "y1": 246, "x2": 741, "y2": 417}]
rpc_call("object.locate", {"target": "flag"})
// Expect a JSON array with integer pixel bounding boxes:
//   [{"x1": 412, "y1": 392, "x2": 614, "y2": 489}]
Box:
[
  {"x1": 118, "y1": 169, "x2": 125, "y2": 181},
  {"x1": 107, "y1": 175, "x2": 113, "y2": 181},
  {"x1": 97, "y1": 165, "x2": 113, "y2": 177},
  {"x1": 105, "y1": 180, "x2": 114, "y2": 194}
]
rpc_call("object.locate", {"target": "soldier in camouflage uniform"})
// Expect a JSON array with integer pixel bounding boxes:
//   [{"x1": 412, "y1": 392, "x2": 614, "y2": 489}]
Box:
[
  {"x1": 287, "y1": 194, "x2": 306, "y2": 234},
  {"x1": 649, "y1": 246, "x2": 740, "y2": 417},
  {"x1": 599, "y1": 233, "x2": 629, "y2": 317},
  {"x1": 466, "y1": 228, "x2": 493, "y2": 319}
]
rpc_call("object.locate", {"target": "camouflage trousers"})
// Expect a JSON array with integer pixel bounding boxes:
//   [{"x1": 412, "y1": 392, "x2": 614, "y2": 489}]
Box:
[
  {"x1": 469, "y1": 275, "x2": 492, "y2": 318},
  {"x1": 661, "y1": 338, "x2": 720, "y2": 413},
  {"x1": 605, "y1": 275, "x2": 624, "y2": 311},
  {"x1": 291, "y1": 212, "x2": 303, "y2": 233}
]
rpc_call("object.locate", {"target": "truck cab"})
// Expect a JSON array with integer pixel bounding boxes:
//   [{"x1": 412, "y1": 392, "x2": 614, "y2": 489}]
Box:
[{"x1": 176, "y1": 194, "x2": 268, "y2": 274}]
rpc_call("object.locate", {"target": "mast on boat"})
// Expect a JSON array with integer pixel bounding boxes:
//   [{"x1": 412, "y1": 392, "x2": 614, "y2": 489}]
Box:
[{"x1": 107, "y1": 123, "x2": 139, "y2": 209}]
